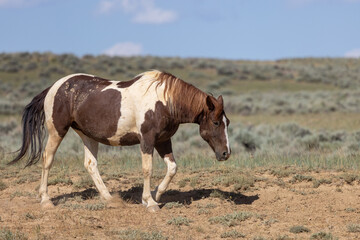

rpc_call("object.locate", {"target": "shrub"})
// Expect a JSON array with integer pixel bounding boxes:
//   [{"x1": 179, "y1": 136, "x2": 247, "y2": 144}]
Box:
[
  {"x1": 289, "y1": 225, "x2": 310, "y2": 233},
  {"x1": 209, "y1": 211, "x2": 252, "y2": 227}
]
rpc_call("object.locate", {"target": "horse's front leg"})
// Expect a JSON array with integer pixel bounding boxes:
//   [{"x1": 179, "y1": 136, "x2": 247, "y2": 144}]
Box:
[
  {"x1": 140, "y1": 142, "x2": 160, "y2": 212},
  {"x1": 154, "y1": 139, "x2": 177, "y2": 202}
]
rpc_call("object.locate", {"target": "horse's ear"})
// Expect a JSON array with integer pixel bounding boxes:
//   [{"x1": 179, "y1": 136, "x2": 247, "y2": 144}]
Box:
[
  {"x1": 217, "y1": 95, "x2": 223, "y2": 106},
  {"x1": 206, "y1": 96, "x2": 215, "y2": 111}
]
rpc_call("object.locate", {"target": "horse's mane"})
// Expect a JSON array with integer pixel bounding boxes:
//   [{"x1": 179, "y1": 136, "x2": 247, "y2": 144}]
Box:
[{"x1": 140, "y1": 70, "x2": 208, "y2": 122}]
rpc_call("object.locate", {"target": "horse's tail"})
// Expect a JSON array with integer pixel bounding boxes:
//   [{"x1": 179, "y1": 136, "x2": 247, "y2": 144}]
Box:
[{"x1": 8, "y1": 87, "x2": 51, "y2": 167}]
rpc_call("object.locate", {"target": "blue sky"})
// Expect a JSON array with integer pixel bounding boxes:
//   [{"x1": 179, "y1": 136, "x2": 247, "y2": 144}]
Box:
[{"x1": 0, "y1": 0, "x2": 359, "y2": 60}]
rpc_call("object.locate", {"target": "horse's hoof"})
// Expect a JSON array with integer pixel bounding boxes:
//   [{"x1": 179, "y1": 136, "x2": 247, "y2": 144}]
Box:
[
  {"x1": 41, "y1": 200, "x2": 54, "y2": 209},
  {"x1": 147, "y1": 205, "x2": 160, "y2": 213},
  {"x1": 107, "y1": 195, "x2": 125, "y2": 208}
]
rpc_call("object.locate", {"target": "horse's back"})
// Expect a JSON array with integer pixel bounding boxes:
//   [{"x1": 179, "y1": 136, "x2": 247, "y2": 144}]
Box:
[{"x1": 43, "y1": 73, "x2": 165, "y2": 146}]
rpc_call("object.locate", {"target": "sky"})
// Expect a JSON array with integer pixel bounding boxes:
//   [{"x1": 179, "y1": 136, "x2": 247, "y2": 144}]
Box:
[{"x1": 0, "y1": 0, "x2": 359, "y2": 60}]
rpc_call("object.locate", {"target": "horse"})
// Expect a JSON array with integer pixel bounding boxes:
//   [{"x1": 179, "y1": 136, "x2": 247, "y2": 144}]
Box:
[{"x1": 9, "y1": 70, "x2": 231, "y2": 212}]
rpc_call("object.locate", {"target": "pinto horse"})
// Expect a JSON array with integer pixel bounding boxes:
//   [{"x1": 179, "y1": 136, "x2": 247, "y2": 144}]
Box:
[{"x1": 9, "y1": 70, "x2": 231, "y2": 212}]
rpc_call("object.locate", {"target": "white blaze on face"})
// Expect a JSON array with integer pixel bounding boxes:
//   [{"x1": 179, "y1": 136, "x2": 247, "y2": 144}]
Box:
[{"x1": 223, "y1": 115, "x2": 230, "y2": 153}]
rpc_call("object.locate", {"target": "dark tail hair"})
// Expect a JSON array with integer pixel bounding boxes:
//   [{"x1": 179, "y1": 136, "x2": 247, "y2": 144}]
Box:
[{"x1": 8, "y1": 87, "x2": 50, "y2": 167}]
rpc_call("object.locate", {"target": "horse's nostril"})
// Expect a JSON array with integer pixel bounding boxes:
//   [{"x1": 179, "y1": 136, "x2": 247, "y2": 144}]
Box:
[{"x1": 222, "y1": 152, "x2": 228, "y2": 157}]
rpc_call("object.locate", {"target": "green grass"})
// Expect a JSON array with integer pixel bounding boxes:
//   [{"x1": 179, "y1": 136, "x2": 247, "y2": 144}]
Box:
[
  {"x1": 0, "y1": 181, "x2": 7, "y2": 191},
  {"x1": 233, "y1": 112, "x2": 360, "y2": 131},
  {"x1": 167, "y1": 216, "x2": 192, "y2": 226},
  {"x1": 113, "y1": 229, "x2": 168, "y2": 240},
  {"x1": 289, "y1": 225, "x2": 311, "y2": 234},
  {"x1": 163, "y1": 202, "x2": 184, "y2": 209},
  {"x1": 310, "y1": 232, "x2": 337, "y2": 240},
  {"x1": 0, "y1": 228, "x2": 28, "y2": 240},
  {"x1": 347, "y1": 224, "x2": 360, "y2": 233},
  {"x1": 209, "y1": 211, "x2": 252, "y2": 227},
  {"x1": 220, "y1": 230, "x2": 245, "y2": 238}
]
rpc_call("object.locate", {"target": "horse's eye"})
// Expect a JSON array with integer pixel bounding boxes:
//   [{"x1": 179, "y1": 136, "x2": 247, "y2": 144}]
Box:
[{"x1": 213, "y1": 121, "x2": 220, "y2": 126}]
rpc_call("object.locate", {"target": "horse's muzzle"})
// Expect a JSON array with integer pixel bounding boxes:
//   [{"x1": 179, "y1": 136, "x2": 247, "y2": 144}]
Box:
[{"x1": 216, "y1": 151, "x2": 231, "y2": 161}]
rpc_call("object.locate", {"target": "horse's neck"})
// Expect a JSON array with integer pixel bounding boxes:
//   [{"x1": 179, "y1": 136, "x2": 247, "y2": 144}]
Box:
[{"x1": 172, "y1": 92, "x2": 205, "y2": 124}]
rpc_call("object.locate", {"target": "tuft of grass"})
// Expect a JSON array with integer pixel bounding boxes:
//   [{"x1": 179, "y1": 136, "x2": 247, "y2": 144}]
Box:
[
  {"x1": 167, "y1": 216, "x2": 192, "y2": 227},
  {"x1": 209, "y1": 190, "x2": 226, "y2": 200},
  {"x1": 347, "y1": 224, "x2": 360, "y2": 233},
  {"x1": 290, "y1": 174, "x2": 313, "y2": 183},
  {"x1": 289, "y1": 225, "x2": 310, "y2": 233},
  {"x1": 177, "y1": 178, "x2": 189, "y2": 188},
  {"x1": 190, "y1": 176, "x2": 199, "y2": 188},
  {"x1": 0, "y1": 180, "x2": 7, "y2": 191},
  {"x1": 48, "y1": 175, "x2": 73, "y2": 186},
  {"x1": 0, "y1": 228, "x2": 28, "y2": 240},
  {"x1": 164, "y1": 202, "x2": 183, "y2": 209},
  {"x1": 275, "y1": 235, "x2": 291, "y2": 240},
  {"x1": 220, "y1": 230, "x2": 245, "y2": 238},
  {"x1": 345, "y1": 208, "x2": 356, "y2": 213},
  {"x1": 339, "y1": 173, "x2": 359, "y2": 184},
  {"x1": 84, "y1": 203, "x2": 106, "y2": 211},
  {"x1": 197, "y1": 203, "x2": 217, "y2": 209},
  {"x1": 10, "y1": 191, "x2": 35, "y2": 200},
  {"x1": 270, "y1": 168, "x2": 296, "y2": 178},
  {"x1": 73, "y1": 176, "x2": 93, "y2": 189},
  {"x1": 25, "y1": 213, "x2": 35, "y2": 220},
  {"x1": 313, "y1": 178, "x2": 332, "y2": 188},
  {"x1": 114, "y1": 229, "x2": 168, "y2": 240},
  {"x1": 209, "y1": 211, "x2": 252, "y2": 227},
  {"x1": 310, "y1": 232, "x2": 337, "y2": 240}
]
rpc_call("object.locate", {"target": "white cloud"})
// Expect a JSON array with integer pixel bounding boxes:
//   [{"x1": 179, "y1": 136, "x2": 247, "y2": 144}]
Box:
[
  {"x1": 98, "y1": 0, "x2": 117, "y2": 14},
  {"x1": 103, "y1": 42, "x2": 143, "y2": 56},
  {"x1": 344, "y1": 48, "x2": 360, "y2": 58},
  {"x1": 0, "y1": 0, "x2": 44, "y2": 8},
  {"x1": 98, "y1": 0, "x2": 177, "y2": 24}
]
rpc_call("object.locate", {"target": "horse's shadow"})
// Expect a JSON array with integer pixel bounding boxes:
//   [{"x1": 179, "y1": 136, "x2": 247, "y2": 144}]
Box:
[
  {"x1": 120, "y1": 187, "x2": 259, "y2": 206},
  {"x1": 51, "y1": 187, "x2": 259, "y2": 206}
]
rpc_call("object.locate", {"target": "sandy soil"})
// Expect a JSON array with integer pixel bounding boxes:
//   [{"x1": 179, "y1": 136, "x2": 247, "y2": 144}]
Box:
[{"x1": 1, "y1": 169, "x2": 360, "y2": 240}]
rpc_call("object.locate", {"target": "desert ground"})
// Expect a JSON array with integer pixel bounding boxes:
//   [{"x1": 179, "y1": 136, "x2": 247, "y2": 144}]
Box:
[{"x1": 1, "y1": 163, "x2": 360, "y2": 240}]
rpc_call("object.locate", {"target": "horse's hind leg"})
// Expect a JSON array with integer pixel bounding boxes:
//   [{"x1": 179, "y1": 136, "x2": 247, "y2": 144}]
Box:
[
  {"x1": 39, "y1": 131, "x2": 63, "y2": 208},
  {"x1": 75, "y1": 131, "x2": 112, "y2": 201}
]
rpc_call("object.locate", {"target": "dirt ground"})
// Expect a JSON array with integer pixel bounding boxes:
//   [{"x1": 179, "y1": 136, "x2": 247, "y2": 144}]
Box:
[{"x1": 1, "y1": 169, "x2": 360, "y2": 240}]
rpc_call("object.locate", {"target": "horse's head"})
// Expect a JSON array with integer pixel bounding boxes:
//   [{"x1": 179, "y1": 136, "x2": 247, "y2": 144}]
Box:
[{"x1": 199, "y1": 95, "x2": 231, "y2": 161}]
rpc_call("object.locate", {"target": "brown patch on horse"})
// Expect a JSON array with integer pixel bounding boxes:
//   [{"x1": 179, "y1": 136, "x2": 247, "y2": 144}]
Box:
[
  {"x1": 140, "y1": 101, "x2": 179, "y2": 154},
  {"x1": 119, "y1": 132, "x2": 141, "y2": 146},
  {"x1": 155, "y1": 139, "x2": 174, "y2": 161},
  {"x1": 53, "y1": 75, "x2": 121, "y2": 145},
  {"x1": 117, "y1": 75, "x2": 141, "y2": 88}
]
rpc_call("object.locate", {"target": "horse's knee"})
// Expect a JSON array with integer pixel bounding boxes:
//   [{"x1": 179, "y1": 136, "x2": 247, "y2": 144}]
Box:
[
  {"x1": 142, "y1": 167, "x2": 152, "y2": 178},
  {"x1": 165, "y1": 156, "x2": 177, "y2": 177},
  {"x1": 84, "y1": 158, "x2": 98, "y2": 174},
  {"x1": 168, "y1": 161, "x2": 177, "y2": 177}
]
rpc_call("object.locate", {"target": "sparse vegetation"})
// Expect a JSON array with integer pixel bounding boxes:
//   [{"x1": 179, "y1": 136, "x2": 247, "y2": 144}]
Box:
[
  {"x1": 209, "y1": 211, "x2": 252, "y2": 227},
  {"x1": 164, "y1": 202, "x2": 184, "y2": 209},
  {"x1": 220, "y1": 230, "x2": 245, "y2": 238},
  {"x1": 113, "y1": 229, "x2": 168, "y2": 240},
  {"x1": 0, "y1": 228, "x2": 28, "y2": 240},
  {"x1": 310, "y1": 232, "x2": 337, "y2": 240},
  {"x1": 289, "y1": 225, "x2": 311, "y2": 233},
  {"x1": 167, "y1": 216, "x2": 192, "y2": 226},
  {"x1": 0, "y1": 181, "x2": 7, "y2": 191},
  {"x1": 347, "y1": 224, "x2": 360, "y2": 233}
]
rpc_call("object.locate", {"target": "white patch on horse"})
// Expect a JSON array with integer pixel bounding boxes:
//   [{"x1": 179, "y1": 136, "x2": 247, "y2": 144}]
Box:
[
  {"x1": 106, "y1": 71, "x2": 167, "y2": 145},
  {"x1": 44, "y1": 73, "x2": 94, "y2": 135},
  {"x1": 223, "y1": 115, "x2": 230, "y2": 153},
  {"x1": 101, "y1": 80, "x2": 119, "y2": 92}
]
